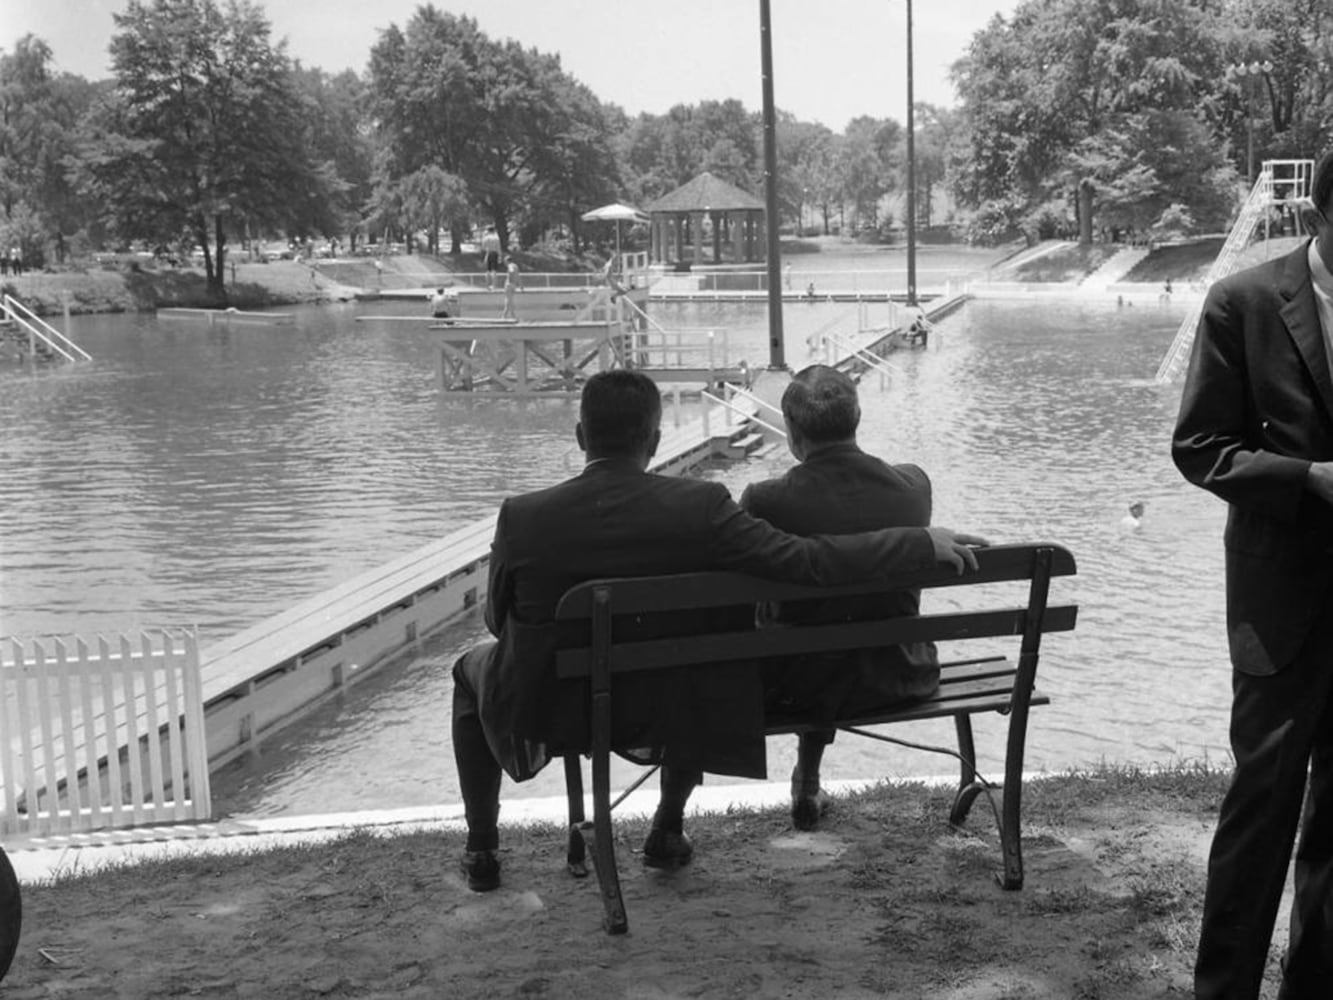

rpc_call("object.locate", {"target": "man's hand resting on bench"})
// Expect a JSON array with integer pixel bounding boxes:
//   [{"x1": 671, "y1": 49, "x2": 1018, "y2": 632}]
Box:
[{"x1": 928, "y1": 528, "x2": 989, "y2": 574}]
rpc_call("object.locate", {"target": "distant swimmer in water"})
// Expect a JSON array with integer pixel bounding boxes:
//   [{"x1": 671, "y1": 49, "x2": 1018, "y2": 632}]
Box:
[{"x1": 1120, "y1": 500, "x2": 1146, "y2": 530}]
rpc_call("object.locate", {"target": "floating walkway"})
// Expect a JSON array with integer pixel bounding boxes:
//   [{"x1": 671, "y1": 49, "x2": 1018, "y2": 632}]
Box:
[{"x1": 158, "y1": 307, "x2": 295, "y2": 326}]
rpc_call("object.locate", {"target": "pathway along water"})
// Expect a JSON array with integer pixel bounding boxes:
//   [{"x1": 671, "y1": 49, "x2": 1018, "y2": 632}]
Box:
[{"x1": 0, "y1": 291, "x2": 1230, "y2": 819}]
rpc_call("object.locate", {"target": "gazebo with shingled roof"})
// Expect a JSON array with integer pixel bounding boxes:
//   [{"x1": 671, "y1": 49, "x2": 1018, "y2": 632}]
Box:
[{"x1": 644, "y1": 171, "x2": 767, "y2": 269}]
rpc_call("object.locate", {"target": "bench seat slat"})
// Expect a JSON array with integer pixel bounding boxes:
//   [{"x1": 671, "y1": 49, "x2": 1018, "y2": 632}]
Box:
[
  {"x1": 554, "y1": 605, "x2": 1076, "y2": 679},
  {"x1": 765, "y1": 688, "x2": 1052, "y2": 734}
]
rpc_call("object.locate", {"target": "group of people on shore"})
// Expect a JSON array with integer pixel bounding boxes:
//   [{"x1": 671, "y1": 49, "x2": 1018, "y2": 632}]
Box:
[
  {"x1": 0, "y1": 247, "x2": 24, "y2": 277},
  {"x1": 443, "y1": 146, "x2": 1333, "y2": 1000}
]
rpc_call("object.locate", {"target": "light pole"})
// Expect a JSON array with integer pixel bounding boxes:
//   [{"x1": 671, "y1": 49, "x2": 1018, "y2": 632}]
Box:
[
  {"x1": 905, "y1": 0, "x2": 917, "y2": 308},
  {"x1": 759, "y1": 0, "x2": 785, "y2": 370},
  {"x1": 1228, "y1": 60, "x2": 1272, "y2": 184}
]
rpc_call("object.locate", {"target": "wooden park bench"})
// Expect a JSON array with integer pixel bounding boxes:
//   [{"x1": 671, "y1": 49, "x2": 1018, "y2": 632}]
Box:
[{"x1": 552, "y1": 542, "x2": 1077, "y2": 934}]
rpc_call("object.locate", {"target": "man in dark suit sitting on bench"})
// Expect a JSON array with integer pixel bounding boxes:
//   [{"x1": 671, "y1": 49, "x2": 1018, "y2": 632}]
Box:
[
  {"x1": 451, "y1": 369, "x2": 986, "y2": 891},
  {"x1": 741, "y1": 365, "x2": 939, "y2": 830}
]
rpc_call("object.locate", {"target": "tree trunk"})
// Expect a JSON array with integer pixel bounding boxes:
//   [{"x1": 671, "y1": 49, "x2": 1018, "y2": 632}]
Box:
[
  {"x1": 1078, "y1": 179, "x2": 1095, "y2": 246},
  {"x1": 207, "y1": 215, "x2": 227, "y2": 303}
]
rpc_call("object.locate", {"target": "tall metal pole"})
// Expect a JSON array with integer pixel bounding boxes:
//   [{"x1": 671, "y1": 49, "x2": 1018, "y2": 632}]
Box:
[
  {"x1": 905, "y1": 0, "x2": 917, "y2": 307},
  {"x1": 759, "y1": 0, "x2": 786, "y2": 370}
]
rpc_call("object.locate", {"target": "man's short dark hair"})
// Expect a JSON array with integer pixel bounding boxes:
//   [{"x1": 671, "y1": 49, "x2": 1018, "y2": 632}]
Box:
[
  {"x1": 781, "y1": 364, "x2": 860, "y2": 444},
  {"x1": 1314, "y1": 150, "x2": 1333, "y2": 217},
  {"x1": 580, "y1": 369, "x2": 662, "y2": 455}
]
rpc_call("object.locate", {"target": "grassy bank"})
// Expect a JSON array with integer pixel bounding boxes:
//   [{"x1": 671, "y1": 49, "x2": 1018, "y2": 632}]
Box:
[{"x1": 5, "y1": 763, "x2": 1263, "y2": 999}]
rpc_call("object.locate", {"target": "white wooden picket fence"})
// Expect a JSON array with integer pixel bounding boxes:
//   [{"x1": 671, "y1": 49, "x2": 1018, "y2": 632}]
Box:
[{"x1": 0, "y1": 629, "x2": 211, "y2": 837}]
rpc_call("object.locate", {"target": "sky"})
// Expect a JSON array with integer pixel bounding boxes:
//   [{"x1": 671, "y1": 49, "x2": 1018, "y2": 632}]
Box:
[{"x1": 4, "y1": 0, "x2": 1020, "y2": 129}]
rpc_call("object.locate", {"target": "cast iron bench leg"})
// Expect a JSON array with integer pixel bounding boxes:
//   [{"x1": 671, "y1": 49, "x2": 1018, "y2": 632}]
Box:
[
  {"x1": 949, "y1": 713, "x2": 986, "y2": 826},
  {"x1": 564, "y1": 754, "x2": 588, "y2": 878}
]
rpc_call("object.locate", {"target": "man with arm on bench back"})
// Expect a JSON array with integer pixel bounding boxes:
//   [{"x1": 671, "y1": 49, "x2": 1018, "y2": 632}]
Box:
[
  {"x1": 741, "y1": 365, "x2": 938, "y2": 830},
  {"x1": 450, "y1": 369, "x2": 986, "y2": 892}
]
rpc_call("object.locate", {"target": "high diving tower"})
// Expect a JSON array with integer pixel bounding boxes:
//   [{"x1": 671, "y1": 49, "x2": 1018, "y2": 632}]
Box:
[{"x1": 1155, "y1": 159, "x2": 1316, "y2": 384}]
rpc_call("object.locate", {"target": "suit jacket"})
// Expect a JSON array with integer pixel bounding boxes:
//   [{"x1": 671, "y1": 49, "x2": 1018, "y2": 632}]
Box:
[
  {"x1": 1173, "y1": 241, "x2": 1333, "y2": 675},
  {"x1": 740, "y1": 442, "x2": 940, "y2": 722},
  {"x1": 477, "y1": 457, "x2": 937, "y2": 781}
]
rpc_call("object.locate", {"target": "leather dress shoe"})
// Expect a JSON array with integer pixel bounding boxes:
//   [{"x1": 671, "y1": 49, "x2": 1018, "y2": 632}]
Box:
[
  {"x1": 460, "y1": 849, "x2": 500, "y2": 892},
  {"x1": 642, "y1": 828, "x2": 694, "y2": 868},
  {"x1": 791, "y1": 787, "x2": 831, "y2": 831}
]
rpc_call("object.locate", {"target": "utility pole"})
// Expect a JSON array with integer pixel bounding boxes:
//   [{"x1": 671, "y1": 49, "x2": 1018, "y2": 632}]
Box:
[
  {"x1": 906, "y1": 0, "x2": 917, "y2": 308},
  {"x1": 759, "y1": 0, "x2": 786, "y2": 370}
]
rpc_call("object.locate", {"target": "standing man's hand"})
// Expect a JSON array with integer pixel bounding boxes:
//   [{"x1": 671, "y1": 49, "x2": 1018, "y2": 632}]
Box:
[
  {"x1": 1308, "y1": 462, "x2": 1333, "y2": 505},
  {"x1": 928, "y1": 528, "x2": 989, "y2": 573}
]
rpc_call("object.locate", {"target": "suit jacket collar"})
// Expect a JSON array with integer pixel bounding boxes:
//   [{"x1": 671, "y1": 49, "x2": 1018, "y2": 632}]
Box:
[
  {"x1": 577, "y1": 456, "x2": 645, "y2": 478},
  {"x1": 1278, "y1": 240, "x2": 1333, "y2": 422},
  {"x1": 801, "y1": 441, "x2": 864, "y2": 463}
]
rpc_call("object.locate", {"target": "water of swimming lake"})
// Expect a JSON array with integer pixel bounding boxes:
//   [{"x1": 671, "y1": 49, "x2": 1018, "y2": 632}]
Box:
[{"x1": 0, "y1": 283, "x2": 1230, "y2": 818}]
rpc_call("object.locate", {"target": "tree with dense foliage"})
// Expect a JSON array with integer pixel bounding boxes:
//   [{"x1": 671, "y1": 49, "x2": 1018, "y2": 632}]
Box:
[
  {"x1": 0, "y1": 35, "x2": 103, "y2": 264},
  {"x1": 291, "y1": 66, "x2": 374, "y2": 247},
  {"x1": 951, "y1": 0, "x2": 1240, "y2": 244},
  {"x1": 80, "y1": 0, "x2": 327, "y2": 300},
  {"x1": 836, "y1": 116, "x2": 901, "y2": 232},
  {"x1": 367, "y1": 6, "x2": 621, "y2": 254}
]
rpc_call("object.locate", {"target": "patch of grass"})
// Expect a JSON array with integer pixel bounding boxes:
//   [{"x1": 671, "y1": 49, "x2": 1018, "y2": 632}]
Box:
[
  {"x1": 1011, "y1": 243, "x2": 1122, "y2": 282},
  {"x1": 1121, "y1": 240, "x2": 1223, "y2": 282}
]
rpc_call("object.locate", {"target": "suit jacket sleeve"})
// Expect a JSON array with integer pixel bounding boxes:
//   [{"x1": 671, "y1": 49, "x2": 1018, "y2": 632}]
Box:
[
  {"x1": 484, "y1": 499, "x2": 513, "y2": 637},
  {"x1": 1172, "y1": 281, "x2": 1312, "y2": 523},
  {"x1": 706, "y1": 484, "x2": 934, "y2": 583}
]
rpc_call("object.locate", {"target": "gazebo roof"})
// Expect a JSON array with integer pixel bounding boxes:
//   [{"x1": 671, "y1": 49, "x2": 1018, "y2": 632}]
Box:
[{"x1": 644, "y1": 171, "x2": 765, "y2": 214}]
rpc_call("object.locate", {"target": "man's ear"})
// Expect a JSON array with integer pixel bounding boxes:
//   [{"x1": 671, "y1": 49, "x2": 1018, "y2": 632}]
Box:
[
  {"x1": 785, "y1": 420, "x2": 805, "y2": 460},
  {"x1": 1298, "y1": 201, "x2": 1324, "y2": 236},
  {"x1": 646, "y1": 427, "x2": 661, "y2": 459},
  {"x1": 575, "y1": 421, "x2": 587, "y2": 453}
]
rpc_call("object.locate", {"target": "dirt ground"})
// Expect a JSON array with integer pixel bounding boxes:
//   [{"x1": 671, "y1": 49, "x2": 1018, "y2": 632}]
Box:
[{"x1": 1, "y1": 768, "x2": 1287, "y2": 1000}]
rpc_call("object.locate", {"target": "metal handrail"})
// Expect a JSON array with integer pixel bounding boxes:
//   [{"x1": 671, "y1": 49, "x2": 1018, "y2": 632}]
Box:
[
  {"x1": 702, "y1": 388, "x2": 786, "y2": 439},
  {"x1": 2, "y1": 294, "x2": 91, "y2": 361},
  {"x1": 726, "y1": 383, "x2": 782, "y2": 420},
  {"x1": 826, "y1": 331, "x2": 900, "y2": 378}
]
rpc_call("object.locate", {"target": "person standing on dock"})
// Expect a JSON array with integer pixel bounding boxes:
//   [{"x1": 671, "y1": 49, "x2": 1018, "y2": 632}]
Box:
[
  {"x1": 482, "y1": 231, "x2": 501, "y2": 289},
  {"x1": 1172, "y1": 149, "x2": 1333, "y2": 1000},
  {"x1": 500, "y1": 257, "x2": 521, "y2": 319},
  {"x1": 449, "y1": 369, "x2": 988, "y2": 892}
]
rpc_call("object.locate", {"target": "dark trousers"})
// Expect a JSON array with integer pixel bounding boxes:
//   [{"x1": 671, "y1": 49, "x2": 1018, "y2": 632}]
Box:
[
  {"x1": 452, "y1": 643, "x2": 704, "y2": 852},
  {"x1": 452, "y1": 645, "x2": 502, "y2": 852},
  {"x1": 1195, "y1": 617, "x2": 1333, "y2": 1000}
]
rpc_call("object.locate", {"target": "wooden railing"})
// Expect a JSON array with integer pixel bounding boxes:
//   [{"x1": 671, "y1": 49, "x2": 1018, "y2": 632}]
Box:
[{"x1": 0, "y1": 630, "x2": 210, "y2": 837}]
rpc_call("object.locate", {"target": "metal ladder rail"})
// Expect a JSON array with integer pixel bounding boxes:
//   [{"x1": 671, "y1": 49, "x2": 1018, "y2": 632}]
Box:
[
  {"x1": 1154, "y1": 169, "x2": 1273, "y2": 384},
  {"x1": 1, "y1": 295, "x2": 92, "y2": 362},
  {"x1": 701, "y1": 387, "x2": 786, "y2": 440},
  {"x1": 826, "y1": 331, "x2": 901, "y2": 380}
]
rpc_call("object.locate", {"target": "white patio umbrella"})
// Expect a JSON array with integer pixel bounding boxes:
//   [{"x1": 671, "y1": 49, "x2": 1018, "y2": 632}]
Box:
[{"x1": 581, "y1": 202, "x2": 649, "y2": 264}]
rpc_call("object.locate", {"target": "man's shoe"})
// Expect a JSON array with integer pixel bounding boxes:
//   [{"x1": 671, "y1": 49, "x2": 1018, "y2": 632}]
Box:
[
  {"x1": 459, "y1": 849, "x2": 500, "y2": 892},
  {"x1": 642, "y1": 828, "x2": 694, "y2": 869},
  {"x1": 791, "y1": 789, "x2": 831, "y2": 831}
]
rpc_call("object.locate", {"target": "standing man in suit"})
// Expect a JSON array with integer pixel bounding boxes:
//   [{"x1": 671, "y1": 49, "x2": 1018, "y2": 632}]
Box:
[
  {"x1": 453, "y1": 369, "x2": 987, "y2": 891},
  {"x1": 1173, "y1": 149, "x2": 1333, "y2": 999},
  {"x1": 741, "y1": 365, "x2": 938, "y2": 830}
]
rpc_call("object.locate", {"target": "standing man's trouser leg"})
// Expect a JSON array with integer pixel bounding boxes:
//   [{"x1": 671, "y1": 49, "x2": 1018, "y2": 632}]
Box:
[{"x1": 1195, "y1": 618, "x2": 1333, "y2": 1000}]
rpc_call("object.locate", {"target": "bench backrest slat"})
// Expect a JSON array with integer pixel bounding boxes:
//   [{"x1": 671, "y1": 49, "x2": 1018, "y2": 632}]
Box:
[
  {"x1": 554, "y1": 604, "x2": 1077, "y2": 679},
  {"x1": 553, "y1": 543, "x2": 1075, "y2": 620}
]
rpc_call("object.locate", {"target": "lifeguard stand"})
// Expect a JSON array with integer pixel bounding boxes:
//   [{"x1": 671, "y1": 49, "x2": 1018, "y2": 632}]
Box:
[{"x1": 1156, "y1": 158, "x2": 1316, "y2": 384}]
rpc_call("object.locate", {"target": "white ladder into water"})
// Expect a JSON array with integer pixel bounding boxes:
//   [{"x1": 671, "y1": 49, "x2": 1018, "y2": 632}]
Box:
[
  {"x1": 1, "y1": 293, "x2": 92, "y2": 362},
  {"x1": 1155, "y1": 160, "x2": 1315, "y2": 384}
]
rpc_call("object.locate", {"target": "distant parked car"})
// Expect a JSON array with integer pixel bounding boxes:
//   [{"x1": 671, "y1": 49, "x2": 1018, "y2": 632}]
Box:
[{"x1": 260, "y1": 242, "x2": 294, "y2": 261}]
